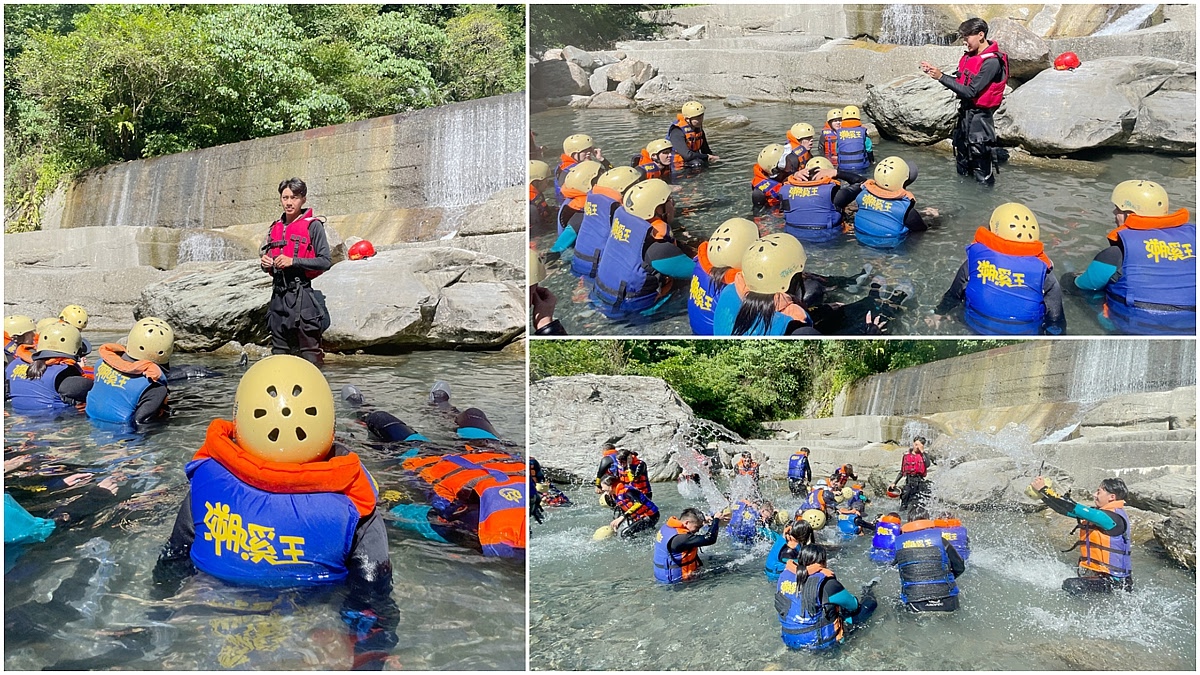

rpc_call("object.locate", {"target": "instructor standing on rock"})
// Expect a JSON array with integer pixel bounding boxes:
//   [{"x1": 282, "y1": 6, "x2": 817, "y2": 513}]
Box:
[
  {"x1": 260, "y1": 177, "x2": 332, "y2": 367},
  {"x1": 920, "y1": 18, "x2": 1008, "y2": 187}
]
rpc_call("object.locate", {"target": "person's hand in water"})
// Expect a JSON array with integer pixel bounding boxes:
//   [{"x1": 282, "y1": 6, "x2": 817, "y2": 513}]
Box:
[
  {"x1": 864, "y1": 311, "x2": 888, "y2": 335},
  {"x1": 708, "y1": 154, "x2": 721, "y2": 162},
  {"x1": 529, "y1": 285, "x2": 558, "y2": 331},
  {"x1": 921, "y1": 206, "x2": 940, "y2": 219}
]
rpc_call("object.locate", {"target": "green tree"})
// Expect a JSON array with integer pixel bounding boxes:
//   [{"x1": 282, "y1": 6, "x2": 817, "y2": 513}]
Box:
[
  {"x1": 444, "y1": 6, "x2": 525, "y2": 101},
  {"x1": 529, "y1": 4, "x2": 661, "y2": 53}
]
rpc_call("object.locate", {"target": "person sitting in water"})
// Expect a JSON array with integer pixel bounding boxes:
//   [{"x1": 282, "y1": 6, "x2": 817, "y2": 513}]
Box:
[
  {"x1": 529, "y1": 160, "x2": 555, "y2": 232},
  {"x1": 152, "y1": 355, "x2": 398, "y2": 668},
  {"x1": 567, "y1": 167, "x2": 645, "y2": 279},
  {"x1": 781, "y1": 157, "x2": 865, "y2": 244},
  {"x1": 529, "y1": 249, "x2": 567, "y2": 336},
  {"x1": 634, "y1": 138, "x2": 675, "y2": 183},
  {"x1": 765, "y1": 520, "x2": 816, "y2": 581},
  {"x1": 85, "y1": 318, "x2": 174, "y2": 427},
  {"x1": 616, "y1": 449, "x2": 653, "y2": 499},
  {"x1": 668, "y1": 101, "x2": 719, "y2": 170},
  {"x1": 1063, "y1": 180, "x2": 1195, "y2": 335},
  {"x1": 821, "y1": 109, "x2": 842, "y2": 165},
  {"x1": 830, "y1": 464, "x2": 858, "y2": 489},
  {"x1": 787, "y1": 447, "x2": 813, "y2": 498},
  {"x1": 869, "y1": 512, "x2": 904, "y2": 563},
  {"x1": 57, "y1": 304, "x2": 89, "y2": 333},
  {"x1": 689, "y1": 218, "x2": 760, "y2": 336},
  {"x1": 853, "y1": 156, "x2": 931, "y2": 250},
  {"x1": 1029, "y1": 476, "x2": 1133, "y2": 595},
  {"x1": 725, "y1": 499, "x2": 784, "y2": 546},
  {"x1": 555, "y1": 134, "x2": 612, "y2": 202},
  {"x1": 751, "y1": 143, "x2": 790, "y2": 211},
  {"x1": 550, "y1": 160, "x2": 603, "y2": 253},
  {"x1": 653, "y1": 507, "x2": 729, "y2": 583},
  {"x1": 834, "y1": 105, "x2": 874, "y2": 172},
  {"x1": 783, "y1": 123, "x2": 816, "y2": 174},
  {"x1": 4, "y1": 315, "x2": 38, "y2": 366},
  {"x1": 733, "y1": 450, "x2": 761, "y2": 483},
  {"x1": 936, "y1": 202, "x2": 1066, "y2": 335},
  {"x1": 529, "y1": 457, "x2": 571, "y2": 508},
  {"x1": 775, "y1": 544, "x2": 878, "y2": 650},
  {"x1": 834, "y1": 489, "x2": 871, "y2": 539},
  {"x1": 5, "y1": 321, "x2": 92, "y2": 413},
  {"x1": 891, "y1": 510, "x2": 966, "y2": 612},
  {"x1": 599, "y1": 474, "x2": 659, "y2": 538}
]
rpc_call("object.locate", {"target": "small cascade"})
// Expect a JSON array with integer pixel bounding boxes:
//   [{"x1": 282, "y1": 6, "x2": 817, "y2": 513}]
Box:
[
  {"x1": 1093, "y1": 3, "x2": 1159, "y2": 35},
  {"x1": 878, "y1": 4, "x2": 953, "y2": 46},
  {"x1": 425, "y1": 96, "x2": 526, "y2": 209},
  {"x1": 176, "y1": 231, "x2": 248, "y2": 263},
  {"x1": 1066, "y1": 340, "x2": 1196, "y2": 405}
]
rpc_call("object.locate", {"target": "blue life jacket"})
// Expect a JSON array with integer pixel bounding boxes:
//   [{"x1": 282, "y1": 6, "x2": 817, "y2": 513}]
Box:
[
  {"x1": 570, "y1": 188, "x2": 623, "y2": 279},
  {"x1": 778, "y1": 565, "x2": 841, "y2": 650},
  {"x1": 836, "y1": 509, "x2": 862, "y2": 538},
  {"x1": 835, "y1": 125, "x2": 869, "y2": 171},
  {"x1": 764, "y1": 531, "x2": 791, "y2": 581},
  {"x1": 936, "y1": 521, "x2": 971, "y2": 562},
  {"x1": 800, "y1": 488, "x2": 833, "y2": 513},
  {"x1": 782, "y1": 180, "x2": 842, "y2": 243},
  {"x1": 1106, "y1": 222, "x2": 1197, "y2": 335},
  {"x1": 478, "y1": 481, "x2": 526, "y2": 559},
  {"x1": 712, "y1": 284, "x2": 804, "y2": 336},
  {"x1": 893, "y1": 526, "x2": 959, "y2": 604},
  {"x1": 726, "y1": 502, "x2": 761, "y2": 544},
  {"x1": 687, "y1": 253, "x2": 726, "y2": 336},
  {"x1": 870, "y1": 519, "x2": 902, "y2": 563},
  {"x1": 6, "y1": 360, "x2": 73, "y2": 413},
  {"x1": 591, "y1": 207, "x2": 666, "y2": 315},
  {"x1": 855, "y1": 185, "x2": 912, "y2": 249},
  {"x1": 652, "y1": 521, "x2": 698, "y2": 584},
  {"x1": 963, "y1": 241, "x2": 1049, "y2": 335},
  {"x1": 787, "y1": 453, "x2": 810, "y2": 480},
  {"x1": 187, "y1": 458, "x2": 361, "y2": 587},
  {"x1": 85, "y1": 359, "x2": 155, "y2": 424}
]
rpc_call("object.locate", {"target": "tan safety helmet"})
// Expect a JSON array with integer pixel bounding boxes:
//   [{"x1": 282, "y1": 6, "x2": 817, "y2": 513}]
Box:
[
  {"x1": 841, "y1": 105, "x2": 862, "y2": 121},
  {"x1": 681, "y1": 101, "x2": 705, "y2": 119},
  {"x1": 127, "y1": 317, "x2": 175, "y2": 365},
  {"x1": 529, "y1": 248, "x2": 548, "y2": 286},
  {"x1": 800, "y1": 509, "x2": 827, "y2": 530},
  {"x1": 4, "y1": 315, "x2": 36, "y2": 337},
  {"x1": 827, "y1": 108, "x2": 843, "y2": 122},
  {"x1": 562, "y1": 134, "x2": 595, "y2": 156},
  {"x1": 1110, "y1": 180, "x2": 1169, "y2": 217},
  {"x1": 36, "y1": 317, "x2": 60, "y2": 333},
  {"x1": 789, "y1": 123, "x2": 815, "y2": 141},
  {"x1": 707, "y1": 218, "x2": 760, "y2": 269},
  {"x1": 596, "y1": 166, "x2": 644, "y2": 195},
  {"x1": 741, "y1": 234, "x2": 808, "y2": 295},
  {"x1": 37, "y1": 321, "x2": 82, "y2": 357},
  {"x1": 874, "y1": 156, "x2": 910, "y2": 192},
  {"x1": 646, "y1": 138, "x2": 673, "y2": 157},
  {"x1": 529, "y1": 160, "x2": 551, "y2": 183},
  {"x1": 563, "y1": 161, "x2": 603, "y2": 194},
  {"x1": 805, "y1": 157, "x2": 834, "y2": 172},
  {"x1": 59, "y1": 305, "x2": 88, "y2": 330},
  {"x1": 757, "y1": 144, "x2": 787, "y2": 172},
  {"x1": 839, "y1": 487, "x2": 856, "y2": 503},
  {"x1": 234, "y1": 355, "x2": 335, "y2": 464},
  {"x1": 622, "y1": 179, "x2": 673, "y2": 219},
  {"x1": 989, "y1": 203, "x2": 1041, "y2": 243}
]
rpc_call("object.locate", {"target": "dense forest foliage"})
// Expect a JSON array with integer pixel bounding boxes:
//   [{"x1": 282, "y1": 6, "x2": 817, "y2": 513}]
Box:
[
  {"x1": 529, "y1": 4, "x2": 664, "y2": 53},
  {"x1": 530, "y1": 340, "x2": 1012, "y2": 436},
  {"x1": 4, "y1": 4, "x2": 525, "y2": 232}
]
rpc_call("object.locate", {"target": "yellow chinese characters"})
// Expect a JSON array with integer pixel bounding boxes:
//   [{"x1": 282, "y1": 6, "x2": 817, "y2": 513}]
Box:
[
  {"x1": 861, "y1": 193, "x2": 893, "y2": 212},
  {"x1": 203, "y1": 501, "x2": 306, "y2": 565},
  {"x1": 584, "y1": 201, "x2": 598, "y2": 217},
  {"x1": 974, "y1": 260, "x2": 1026, "y2": 288},
  {"x1": 1144, "y1": 238, "x2": 1195, "y2": 263},
  {"x1": 95, "y1": 362, "x2": 130, "y2": 388},
  {"x1": 779, "y1": 579, "x2": 799, "y2": 596},
  {"x1": 689, "y1": 276, "x2": 713, "y2": 311},
  {"x1": 611, "y1": 217, "x2": 632, "y2": 243},
  {"x1": 787, "y1": 186, "x2": 819, "y2": 200}
]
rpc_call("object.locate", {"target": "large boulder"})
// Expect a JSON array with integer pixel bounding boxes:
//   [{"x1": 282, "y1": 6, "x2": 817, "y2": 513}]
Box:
[
  {"x1": 530, "y1": 59, "x2": 591, "y2": 99},
  {"x1": 1128, "y1": 89, "x2": 1197, "y2": 153},
  {"x1": 634, "y1": 75, "x2": 698, "y2": 112},
  {"x1": 934, "y1": 457, "x2": 1074, "y2": 511},
  {"x1": 995, "y1": 57, "x2": 1197, "y2": 154},
  {"x1": 562, "y1": 46, "x2": 600, "y2": 70},
  {"x1": 989, "y1": 18, "x2": 1051, "y2": 81},
  {"x1": 1153, "y1": 507, "x2": 1196, "y2": 570},
  {"x1": 589, "y1": 64, "x2": 614, "y2": 95},
  {"x1": 1125, "y1": 473, "x2": 1198, "y2": 515},
  {"x1": 135, "y1": 262, "x2": 273, "y2": 351},
  {"x1": 863, "y1": 73, "x2": 958, "y2": 144},
  {"x1": 587, "y1": 92, "x2": 636, "y2": 109},
  {"x1": 615, "y1": 79, "x2": 638, "y2": 98},
  {"x1": 607, "y1": 59, "x2": 658, "y2": 86}
]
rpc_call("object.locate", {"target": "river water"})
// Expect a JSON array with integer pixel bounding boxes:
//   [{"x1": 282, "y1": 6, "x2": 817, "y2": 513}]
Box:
[
  {"x1": 530, "y1": 104, "x2": 1197, "y2": 335},
  {"x1": 5, "y1": 341, "x2": 525, "y2": 670},
  {"x1": 529, "y1": 484, "x2": 1196, "y2": 670}
]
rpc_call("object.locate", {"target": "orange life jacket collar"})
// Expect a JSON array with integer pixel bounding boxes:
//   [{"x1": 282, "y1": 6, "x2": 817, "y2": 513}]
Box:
[
  {"x1": 786, "y1": 173, "x2": 833, "y2": 187},
  {"x1": 863, "y1": 179, "x2": 915, "y2": 202},
  {"x1": 901, "y1": 518, "x2": 936, "y2": 533},
  {"x1": 880, "y1": 514, "x2": 902, "y2": 525},
  {"x1": 972, "y1": 226, "x2": 1053, "y2": 268},
  {"x1": 98, "y1": 343, "x2": 165, "y2": 382},
  {"x1": 590, "y1": 185, "x2": 623, "y2": 203},
  {"x1": 786, "y1": 131, "x2": 813, "y2": 149},
  {"x1": 666, "y1": 516, "x2": 689, "y2": 531},
  {"x1": 840, "y1": 120, "x2": 862, "y2": 129},
  {"x1": 529, "y1": 184, "x2": 541, "y2": 202},
  {"x1": 1107, "y1": 208, "x2": 1191, "y2": 242}
]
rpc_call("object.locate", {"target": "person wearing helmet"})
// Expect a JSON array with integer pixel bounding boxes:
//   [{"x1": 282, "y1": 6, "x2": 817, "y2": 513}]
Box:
[
  {"x1": 1029, "y1": 475, "x2": 1133, "y2": 595},
  {"x1": 152, "y1": 355, "x2": 397, "y2": 667},
  {"x1": 799, "y1": 480, "x2": 837, "y2": 520},
  {"x1": 1065, "y1": 180, "x2": 1195, "y2": 334},
  {"x1": 830, "y1": 464, "x2": 857, "y2": 489},
  {"x1": 936, "y1": 202, "x2": 1066, "y2": 335},
  {"x1": 869, "y1": 512, "x2": 904, "y2": 564},
  {"x1": 590, "y1": 178, "x2": 694, "y2": 317},
  {"x1": 853, "y1": 156, "x2": 930, "y2": 249},
  {"x1": 667, "y1": 101, "x2": 719, "y2": 170},
  {"x1": 568, "y1": 166, "x2": 645, "y2": 279},
  {"x1": 529, "y1": 248, "x2": 567, "y2": 335},
  {"x1": 5, "y1": 320, "x2": 93, "y2": 412},
  {"x1": 654, "y1": 507, "x2": 731, "y2": 584},
  {"x1": 835, "y1": 490, "x2": 870, "y2": 540},
  {"x1": 784, "y1": 122, "x2": 816, "y2": 174},
  {"x1": 821, "y1": 109, "x2": 842, "y2": 165},
  {"x1": 529, "y1": 159, "x2": 555, "y2": 231},
  {"x1": 555, "y1": 134, "x2": 611, "y2": 202},
  {"x1": 260, "y1": 177, "x2": 331, "y2": 367},
  {"x1": 85, "y1": 317, "x2": 175, "y2": 426},
  {"x1": 689, "y1": 218, "x2": 759, "y2": 335},
  {"x1": 58, "y1": 305, "x2": 88, "y2": 331},
  {"x1": 776, "y1": 544, "x2": 878, "y2": 650},
  {"x1": 781, "y1": 157, "x2": 864, "y2": 243},
  {"x1": 713, "y1": 234, "x2": 817, "y2": 335},
  {"x1": 891, "y1": 513, "x2": 966, "y2": 612},
  {"x1": 633, "y1": 138, "x2": 675, "y2": 183},
  {"x1": 833, "y1": 105, "x2": 873, "y2": 172},
  {"x1": 921, "y1": 17, "x2": 1009, "y2": 185},
  {"x1": 550, "y1": 160, "x2": 604, "y2": 253},
  {"x1": 787, "y1": 447, "x2": 813, "y2": 498},
  {"x1": 4, "y1": 315, "x2": 38, "y2": 366},
  {"x1": 751, "y1": 143, "x2": 790, "y2": 210}
]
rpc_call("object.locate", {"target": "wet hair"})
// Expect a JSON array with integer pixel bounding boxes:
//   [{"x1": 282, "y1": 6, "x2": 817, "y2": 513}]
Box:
[
  {"x1": 602, "y1": 442, "x2": 617, "y2": 451},
  {"x1": 793, "y1": 544, "x2": 829, "y2": 585},
  {"x1": 27, "y1": 358, "x2": 50, "y2": 380},
  {"x1": 887, "y1": 511, "x2": 901, "y2": 520},
  {"x1": 786, "y1": 521, "x2": 816, "y2": 547},
  {"x1": 799, "y1": 447, "x2": 810, "y2": 453},
  {"x1": 710, "y1": 265, "x2": 734, "y2": 296},
  {"x1": 278, "y1": 177, "x2": 308, "y2": 197},
  {"x1": 600, "y1": 475, "x2": 619, "y2": 488},
  {"x1": 1099, "y1": 478, "x2": 1128, "y2": 501},
  {"x1": 680, "y1": 507, "x2": 705, "y2": 525},
  {"x1": 959, "y1": 17, "x2": 988, "y2": 38},
  {"x1": 731, "y1": 273, "x2": 806, "y2": 336},
  {"x1": 914, "y1": 436, "x2": 927, "y2": 445}
]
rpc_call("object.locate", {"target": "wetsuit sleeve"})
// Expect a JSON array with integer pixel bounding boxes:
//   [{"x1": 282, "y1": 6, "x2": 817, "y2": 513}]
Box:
[
  {"x1": 1074, "y1": 245, "x2": 1123, "y2": 291},
  {"x1": 596, "y1": 456, "x2": 615, "y2": 482},
  {"x1": 823, "y1": 578, "x2": 859, "y2": 612},
  {"x1": 945, "y1": 537, "x2": 966, "y2": 578},
  {"x1": 669, "y1": 126, "x2": 705, "y2": 164},
  {"x1": 1041, "y1": 270, "x2": 1066, "y2": 336},
  {"x1": 1035, "y1": 488, "x2": 1120, "y2": 531},
  {"x1": 293, "y1": 221, "x2": 333, "y2": 273},
  {"x1": 836, "y1": 169, "x2": 865, "y2": 184},
  {"x1": 133, "y1": 383, "x2": 169, "y2": 425},
  {"x1": 151, "y1": 494, "x2": 197, "y2": 598},
  {"x1": 700, "y1": 133, "x2": 713, "y2": 157},
  {"x1": 667, "y1": 521, "x2": 720, "y2": 553},
  {"x1": 534, "y1": 319, "x2": 568, "y2": 336},
  {"x1": 56, "y1": 372, "x2": 94, "y2": 405},
  {"x1": 831, "y1": 184, "x2": 861, "y2": 210},
  {"x1": 936, "y1": 261, "x2": 970, "y2": 313},
  {"x1": 903, "y1": 202, "x2": 928, "y2": 232},
  {"x1": 648, "y1": 244, "x2": 696, "y2": 278},
  {"x1": 938, "y1": 56, "x2": 1003, "y2": 101}
]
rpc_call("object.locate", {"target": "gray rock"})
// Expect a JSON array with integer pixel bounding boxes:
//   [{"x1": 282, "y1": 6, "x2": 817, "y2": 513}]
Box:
[
  {"x1": 706, "y1": 114, "x2": 752, "y2": 130},
  {"x1": 724, "y1": 95, "x2": 754, "y2": 108},
  {"x1": 933, "y1": 458, "x2": 1015, "y2": 509},
  {"x1": 1129, "y1": 89, "x2": 1197, "y2": 153},
  {"x1": 680, "y1": 24, "x2": 706, "y2": 40},
  {"x1": 989, "y1": 18, "x2": 1051, "y2": 80},
  {"x1": 562, "y1": 45, "x2": 599, "y2": 70},
  {"x1": 634, "y1": 75, "x2": 698, "y2": 112},
  {"x1": 135, "y1": 262, "x2": 273, "y2": 351},
  {"x1": 587, "y1": 92, "x2": 636, "y2": 109},
  {"x1": 594, "y1": 51, "x2": 621, "y2": 66},
  {"x1": 530, "y1": 59, "x2": 592, "y2": 99},
  {"x1": 4, "y1": 226, "x2": 183, "y2": 271},
  {"x1": 608, "y1": 59, "x2": 658, "y2": 85},
  {"x1": 457, "y1": 186, "x2": 525, "y2": 237},
  {"x1": 1125, "y1": 473, "x2": 1198, "y2": 514},
  {"x1": 615, "y1": 79, "x2": 639, "y2": 98},
  {"x1": 567, "y1": 95, "x2": 592, "y2": 109},
  {"x1": 5, "y1": 265, "x2": 169, "y2": 332},
  {"x1": 589, "y1": 64, "x2": 614, "y2": 95},
  {"x1": 543, "y1": 96, "x2": 574, "y2": 109},
  {"x1": 542, "y1": 48, "x2": 564, "y2": 61},
  {"x1": 613, "y1": 51, "x2": 627, "y2": 60},
  {"x1": 864, "y1": 73, "x2": 959, "y2": 144},
  {"x1": 1080, "y1": 386, "x2": 1197, "y2": 430},
  {"x1": 1153, "y1": 508, "x2": 1196, "y2": 569}
]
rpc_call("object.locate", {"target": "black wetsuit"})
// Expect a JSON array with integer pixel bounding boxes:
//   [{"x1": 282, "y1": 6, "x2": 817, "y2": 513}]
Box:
[
  {"x1": 262, "y1": 216, "x2": 332, "y2": 366},
  {"x1": 893, "y1": 455, "x2": 933, "y2": 517},
  {"x1": 668, "y1": 520, "x2": 721, "y2": 557},
  {"x1": 668, "y1": 126, "x2": 714, "y2": 168},
  {"x1": 938, "y1": 55, "x2": 1004, "y2": 185},
  {"x1": 936, "y1": 260, "x2": 1067, "y2": 335}
]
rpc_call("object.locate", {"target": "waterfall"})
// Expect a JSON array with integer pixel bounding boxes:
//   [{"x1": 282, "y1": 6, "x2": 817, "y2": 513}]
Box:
[
  {"x1": 878, "y1": 4, "x2": 953, "y2": 46},
  {"x1": 1066, "y1": 340, "x2": 1196, "y2": 405},
  {"x1": 425, "y1": 95, "x2": 526, "y2": 209},
  {"x1": 176, "y1": 231, "x2": 249, "y2": 263},
  {"x1": 1093, "y1": 4, "x2": 1159, "y2": 35}
]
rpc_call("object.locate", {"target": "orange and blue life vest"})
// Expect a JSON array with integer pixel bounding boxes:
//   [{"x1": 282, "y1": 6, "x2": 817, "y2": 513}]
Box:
[
  {"x1": 835, "y1": 121, "x2": 869, "y2": 171},
  {"x1": 933, "y1": 517, "x2": 971, "y2": 562},
  {"x1": 752, "y1": 164, "x2": 784, "y2": 207},
  {"x1": 85, "y1": 344, "x2": 164, "y2": 425},
  {"x1": 591, "y1": 207, "x2": 672, "y2": 316},
  {"x1": 836, "y1": 508, "x2": 863, "y2": 538},
  {"x1": 1073, "y1": 501, "x2": 1131, "y2": 578},
  {"x1": 778, "y1": 563, "x2": 844, "y2": 650},
  {"x1": 653, "y1": 517, "x2": 700, "y2": 583},
  {"x1": 688, "y1": 242, "x2": 738, "y2": 336},
  {"x1": 854, "y1": 180, "x2": 913, "y2": 249},
  {"x1": 821, "y1": 125, "x2": 839, "y2": 165},
  {"x1": 611, "y1": 482, "x2": 658, "y2": 523},
  {"x1": 782, "y1": 174, "x2": 842, "y2": 243},
  {"x1": 186, "y1": 419, "x2": 378, "y2": 587},
  {"x1": 713, "y1": 276, "x2": 811, "y2": 336},
  {"x1": 787, "y1": 451, "x2": 810, "y2": 481},
  {"x1": 667, "y1": 115, "x2": 705, "y2": 169},
  {"x1": 785, "y1": 132, "x2": 812, "y2": 173},
  {"x1": 554, "y1": 154, "x2": 579, "y2": 202},
  {"x1": 893, "y1": 520, "x2": 959, "y2": 604},
  {"x1": 800, "y1": 488, "x2": 832, "y2": 513},
  {"x1": 636, "y1": 149, "x2": 672, "y2": 182},
  {"x1": 571, "y1": 186, "x2": 624, "y2": 279},
  {"x1": 964, "y1": 227, "x2": 1052, "y2": 335},
  {"x1": 267, "y1": 209, "x2": 324, "y2": 280},
  {"x1": 5, "y1": 356, "x2": 77, "y2": 413},
  {"x1": 619, "y1": 455, "x2": 653, "y2": 497},
  {"x1": 957, "y1": 41, "x2": 1009, "y2": 109},
  {"x1": 1104, "y1": 209, "x2": 1196, "y2": 335},
  {"x1": 870, "y1": 514, "x2": 903, "y2": 563}
]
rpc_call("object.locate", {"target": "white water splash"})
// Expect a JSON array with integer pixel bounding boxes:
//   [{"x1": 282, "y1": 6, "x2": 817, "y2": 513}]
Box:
[{"x1": 1093, "y1": 4, "x2": 1158, "y2": 35}]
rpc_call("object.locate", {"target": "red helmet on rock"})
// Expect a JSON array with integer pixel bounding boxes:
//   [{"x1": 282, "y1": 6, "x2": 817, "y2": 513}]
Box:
[
  {"x1": 1053, "y1": 52, "x2": 1081, "y2": 71},
  {"x1": 348, "y1": 240, "x2": 376, "y2": 260}
]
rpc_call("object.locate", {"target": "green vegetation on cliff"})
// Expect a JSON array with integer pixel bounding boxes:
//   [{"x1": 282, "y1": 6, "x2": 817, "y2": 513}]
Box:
[
  {"x1": 530, "y1": 4, "x2": 665, "y2": 53},
  {"x1": 4, "y1": 4, "x2": 525, "y2": 232},
  {"x1": 529, "y1": 340, "x2": 1012, "y2": 436}
]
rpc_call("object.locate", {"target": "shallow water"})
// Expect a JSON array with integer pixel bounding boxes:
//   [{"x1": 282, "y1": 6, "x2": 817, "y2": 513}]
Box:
[
  {"x1": 529, "y1": 483, "x2": 1196, "y2": 671},
  {"x1": 531, "y1": 104, "x2": 1197, "y2": 335},
  {"x1": 5, "y1": 340, "x2": 525, "y2": 670}
]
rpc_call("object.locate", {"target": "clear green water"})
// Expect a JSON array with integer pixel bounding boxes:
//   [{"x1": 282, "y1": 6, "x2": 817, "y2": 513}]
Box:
[{"x1": 531, "y1": 104, "x2": 1197, "y2": 335}]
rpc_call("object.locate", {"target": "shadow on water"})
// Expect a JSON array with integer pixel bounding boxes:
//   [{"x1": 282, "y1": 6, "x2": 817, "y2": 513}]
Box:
[
  {"x1": 5, "y1": 341, "x2": 525, "y2": 670},
  {"x1": 531, "y1": 104, "x2": 1196, "y2": 335}
]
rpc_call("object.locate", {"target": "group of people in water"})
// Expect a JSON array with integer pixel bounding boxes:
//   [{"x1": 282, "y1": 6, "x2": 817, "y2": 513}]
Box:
[
  {"x1": 529, "y1": 16, "x2": 1195, "y2": 337},
  {"x1": 529, "y1": 437, "x2": 1139, "y2": 653}
]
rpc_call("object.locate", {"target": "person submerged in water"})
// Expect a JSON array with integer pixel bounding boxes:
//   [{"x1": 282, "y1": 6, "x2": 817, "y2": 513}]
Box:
[
  {"x1": 653, "y1": 507, "x2": 730, "y2": 584},
  {"x1": 5, "y1": 320, "x2": 92, "y2": 413},
  {"x1": 668, "y1": 101, "x2": 720, "y2": 171},
  {"x1": 780, "y1": 157, "x2": 865, "y2": 244},
  {"x1": 688, "y1": 218, "x2": 761, "y2": 336},
  {"x1": 4, "y1": 315, "x2": 37, "y2": 366},
  {"x1": 599, "y1": 474, "x2": 659, "y2": 538},
  {"x1": 1029, "y1": 475, "x2": 1134, "y2": 595},
  {"x1": 85, "y1": 318, "x2": 175, "y2": 427},
  {"x1": 775, "y1": 544, "x2": 878, "y2": 651}
]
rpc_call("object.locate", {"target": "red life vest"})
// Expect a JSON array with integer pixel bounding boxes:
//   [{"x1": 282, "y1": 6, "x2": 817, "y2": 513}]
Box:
[
  {"x1": 956, "y1": 41, "x2": 1009, "y2": 110},
  {"x1": 901, "y1": 451, "x2": 926, "y2": 477},
  {"x1": 267, "y1": 208, "x2": 324, "y2": 279}
]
